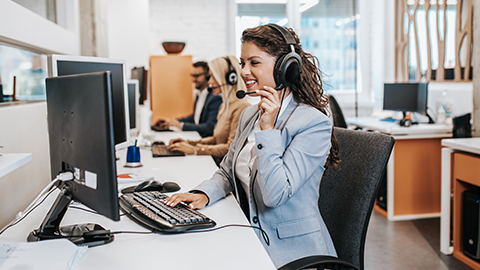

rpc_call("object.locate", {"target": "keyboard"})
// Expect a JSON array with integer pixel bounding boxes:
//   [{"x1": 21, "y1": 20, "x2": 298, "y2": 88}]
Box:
[
  {"x1": 119, "y1": 191, "x2": 216, "y2": 232},
  {"x1": 151, "y1": 141, "x2": 185, "y2": 157},
  {"x1": 151, "y1": 125, "x2": 173, "y2": 132}
]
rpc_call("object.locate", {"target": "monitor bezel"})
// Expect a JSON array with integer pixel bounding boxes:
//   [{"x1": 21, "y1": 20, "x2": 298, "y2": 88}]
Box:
[
  {"x1": 127, "y1": 79, "x2": 140, "y2": 141},
  {"x1": 48, "y1": 54, "x2": 130, "y2": 150}
]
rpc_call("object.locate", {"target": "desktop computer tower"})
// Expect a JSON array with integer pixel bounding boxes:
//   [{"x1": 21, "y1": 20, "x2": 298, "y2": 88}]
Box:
[
  {"x1": 462, "y1": 189, "x2": 480, "y2": 260},
  {"x1": 376, "y1": 169, "x2": 387, "y2": 211}
]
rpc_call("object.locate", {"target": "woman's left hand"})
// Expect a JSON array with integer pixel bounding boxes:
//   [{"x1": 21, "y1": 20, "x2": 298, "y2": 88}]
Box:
[
  {"x1": 257, "y1": 86, "x2": 282, "y2": 130},
  {"x1": 168, "y1": 142, "x2": 196, "y2": 155}
]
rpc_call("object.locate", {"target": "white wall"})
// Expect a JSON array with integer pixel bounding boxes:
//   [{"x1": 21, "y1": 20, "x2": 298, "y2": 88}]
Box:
[
  {"x1": 0, "y1": 102, "x2": 51, "y2": 228},
  {"x1": 106, "y1": 0, "x2": 150, "y2": 74},
  {"x1": 148, "y1": 0, "x2": 232, "y2": 63},
  {"x1": 0, "y1": 0, "x2": 80, "y2": 55}
]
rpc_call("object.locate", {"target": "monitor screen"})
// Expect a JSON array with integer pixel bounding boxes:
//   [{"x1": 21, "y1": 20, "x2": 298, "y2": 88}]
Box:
[
  {"x1": 383, "y1": 83, "x2": 428, "y2": 114},
  {"x1": 127, "y1": 79, "x2": 139, "y2": 137},
  {"x1": 29, "y1": 72, "x2": 119, "y2": 246},
  {"x1": 48, "y1": 55, "x2": 130, "y2": 150}
]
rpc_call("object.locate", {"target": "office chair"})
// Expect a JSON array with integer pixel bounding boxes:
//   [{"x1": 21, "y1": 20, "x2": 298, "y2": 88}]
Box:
[
  {"x1": 328, "y1": 95, "x2": 348, "y2": 128},
  {"x1": 279, "y1": 128, "x2": 395, "y2": 270}
]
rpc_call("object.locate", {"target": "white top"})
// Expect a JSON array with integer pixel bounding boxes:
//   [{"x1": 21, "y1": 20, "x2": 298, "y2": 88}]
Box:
[
  {"x1": 194, "y1": 87, "x2": 208, "y2": 125},
  {"x1": 0, "y1": 153, "x2": 32, "y2": 178},
  {"x1": 235, "y1": 93, "x2": 293, "y2": 195},
  {"x1": 442, "y1": 138, "x2": 480, "y2": 155}
]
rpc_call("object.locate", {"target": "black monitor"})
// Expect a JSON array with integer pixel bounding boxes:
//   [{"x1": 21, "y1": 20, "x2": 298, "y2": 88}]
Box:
[
  {"x1": 48, "y1": 55, "x2": 130, "y2": 150},
  {"x1": 127, "y1": 80, "x2": 139, "y2": 137},
  {"x1": 383, "y1": 83, "x2": 428, "y2": 114},
  {"x1": 28, "y1": 71, "x2": 119, "y2": 246},
  {"x1": 131, "y1": 66, "x2": 146, "y2": 105}
]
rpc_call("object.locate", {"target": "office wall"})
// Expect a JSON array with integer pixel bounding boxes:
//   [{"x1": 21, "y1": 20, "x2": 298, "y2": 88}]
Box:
[
  {"x1": 106, "y1": 0, "x2": 150, "y2": 74},
  {"x1": 0, "y1": 102, "x2": 51, "y2": 229},
  {"x1": 149, "y1": 0, "x2": 232, "y2": 63},
  {"x1": 0, "y1": 0, "x2": 80, "y2": 55}
]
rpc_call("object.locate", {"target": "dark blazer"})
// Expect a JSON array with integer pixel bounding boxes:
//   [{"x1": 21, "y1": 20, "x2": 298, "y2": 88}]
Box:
[{"x1": 178, "y1": 90, "x2": 222, "y2": 137}]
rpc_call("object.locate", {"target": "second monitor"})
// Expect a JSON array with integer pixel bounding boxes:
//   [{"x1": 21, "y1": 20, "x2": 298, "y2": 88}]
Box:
[
  {"x1": 383, "y1": 83, "x2": 431, "y2": 124},
  {"x1": 48, "y1": 54, "x2": 130, "y2": 150}
]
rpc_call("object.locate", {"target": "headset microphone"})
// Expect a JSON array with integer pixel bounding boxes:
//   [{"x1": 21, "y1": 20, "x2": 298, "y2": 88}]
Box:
[{"x1": 236, "y1": 90, "x2": 256, "y2": 99}]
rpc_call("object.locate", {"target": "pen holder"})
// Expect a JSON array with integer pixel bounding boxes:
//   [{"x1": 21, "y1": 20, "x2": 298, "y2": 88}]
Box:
[{"x1": 125, "y1": 145, "x2": 142, "y2": 168}]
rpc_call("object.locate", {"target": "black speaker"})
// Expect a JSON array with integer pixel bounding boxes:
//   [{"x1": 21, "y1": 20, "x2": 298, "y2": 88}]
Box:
[
  {"x1": 0, "y1": 84, "x2": 3, "y2": 103},
  {"x1": 453, "y1": 113, "x2": 472, "y2": 138},
  {"x1": 463, "y1": 189, "x2": 480, "y2": 260}
]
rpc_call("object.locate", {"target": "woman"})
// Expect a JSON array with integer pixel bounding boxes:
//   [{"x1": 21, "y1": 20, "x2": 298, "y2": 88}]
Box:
[
  {"x1": 165, "y1": 24, "x2": 340, "y2": 268},
  {"x1": 167, "y1": 56, "x2": 251, "y2": 164}
]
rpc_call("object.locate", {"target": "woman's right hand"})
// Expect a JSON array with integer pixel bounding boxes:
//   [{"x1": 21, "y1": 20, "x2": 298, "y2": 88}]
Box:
[
  {"x1": 169, "y1": 138, "x2": 185, "y2": 145},
  {"x1": 163, "y1": 192, "x2": 209, "y2": 209}
]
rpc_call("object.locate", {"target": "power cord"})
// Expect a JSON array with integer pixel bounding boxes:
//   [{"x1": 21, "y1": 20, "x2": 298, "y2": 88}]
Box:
[
  {"x1": 0, "y1": 172, "x2": 72, "y2": 235},
  {"x1": 0, "y1": 187, "x2": 58, "y2": 235}
]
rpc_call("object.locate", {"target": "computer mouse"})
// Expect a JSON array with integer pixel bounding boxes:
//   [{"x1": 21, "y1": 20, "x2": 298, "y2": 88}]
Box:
[
  {"x1": 162, "y1": 181, "x2": 181, "y2": 192},
  {"x1": 134, "y1": 180, "x2": 164, "y2": 192}
]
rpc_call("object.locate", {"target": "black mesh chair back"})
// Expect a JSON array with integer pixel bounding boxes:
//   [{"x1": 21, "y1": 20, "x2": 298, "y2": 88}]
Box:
[
  {"x1": 279, "y1": 128, "x2": 395, "y2": 270},
  {"x1": 329, "y1": 95, "x2": 348, "y2": 128}
]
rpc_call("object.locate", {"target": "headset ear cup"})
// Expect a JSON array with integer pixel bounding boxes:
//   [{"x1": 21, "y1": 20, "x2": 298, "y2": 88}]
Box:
[
  {"x1": 274, "y1": 54, "x2": 286, "y2": 90},
  {"x1": 274, "y1": 52, "x2": 301, "y2": 90},
  {"x1": 225, "y1": 70, "x2": 237, "y2": 85}
]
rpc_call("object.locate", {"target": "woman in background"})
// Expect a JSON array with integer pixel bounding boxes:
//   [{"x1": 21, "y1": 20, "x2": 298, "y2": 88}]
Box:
[{"x1": 167, "y1": 55, "x2": 251, "y2": 165}]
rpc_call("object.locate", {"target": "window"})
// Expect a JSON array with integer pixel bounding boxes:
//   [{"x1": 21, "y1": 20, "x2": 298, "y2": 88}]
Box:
[
  {"x1": 236, "y1": 0, "x2": 358, "y2": 92},
  {"x1": 301, "y1": 0, "x2": 358, "y2": 91},
  {"x1": 0, "y1": 44, "x2": 48, "y2": 101},
  {"x1": 12, "y1": 0, "x2": 57, "y2": 24}
]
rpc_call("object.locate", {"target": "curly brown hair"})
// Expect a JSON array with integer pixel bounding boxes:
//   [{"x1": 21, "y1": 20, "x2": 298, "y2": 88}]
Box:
[{"x1": 241, "y1": 24, "x2": 340, "y2": 170}]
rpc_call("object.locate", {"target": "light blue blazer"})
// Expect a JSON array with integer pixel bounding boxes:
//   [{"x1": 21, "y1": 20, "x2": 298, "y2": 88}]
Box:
[{"x1": 194, "y1": 97, "x2": 337, "y2": 268}]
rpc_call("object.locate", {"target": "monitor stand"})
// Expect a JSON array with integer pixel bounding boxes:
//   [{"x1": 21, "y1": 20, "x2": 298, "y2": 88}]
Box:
[{"x1": 27, "y1": 182, "x2": 114, "y2": 247}]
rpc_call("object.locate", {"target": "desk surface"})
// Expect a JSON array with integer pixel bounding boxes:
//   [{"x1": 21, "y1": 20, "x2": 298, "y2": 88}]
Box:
[
  {"x1": 0, "y1": 131, "x2": 276, "y2": 269},
  {"x1": 0, "y1": 153, "x2": 32, "y2": 178},
  {"x1": 442, "y1": 138, "x2": 480, "y2": 155},
  {"x1": 347, "y1": 117, "x2": 452, "y2": 137}
]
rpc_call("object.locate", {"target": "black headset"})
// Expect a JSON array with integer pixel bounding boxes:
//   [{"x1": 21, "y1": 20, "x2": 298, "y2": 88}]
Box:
[
  {"x1": 224, "y1": 56, "x2": 238, "y2": 85},
  {"x1": 267, "y1": 24, "x2": 303, "y2": 90}
]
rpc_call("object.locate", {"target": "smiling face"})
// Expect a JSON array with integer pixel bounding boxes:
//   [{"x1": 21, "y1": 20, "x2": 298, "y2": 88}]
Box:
[{"x1": 240, "y1": 41, "x2": 277, "y2": 91}]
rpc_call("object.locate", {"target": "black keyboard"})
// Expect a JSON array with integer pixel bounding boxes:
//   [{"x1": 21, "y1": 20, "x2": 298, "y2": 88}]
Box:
[
  {"x1": 119, "y1": 191, "x2": 216, "y2": 233},
  {"x1": 151, "y1": 141, "x2": 185, "y2": 157}
]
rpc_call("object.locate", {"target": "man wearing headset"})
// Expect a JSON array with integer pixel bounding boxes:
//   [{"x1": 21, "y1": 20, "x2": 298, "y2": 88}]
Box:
[{"x1": 153, "y1": 61, "x2": 222, "y2": 137}]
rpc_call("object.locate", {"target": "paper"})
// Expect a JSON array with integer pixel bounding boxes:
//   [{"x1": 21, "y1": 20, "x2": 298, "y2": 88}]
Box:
[
  {"x1": 117, "y1": 173, "x2": 154, "y2": 184},
  {"x1": 0, "y1": 239, "x2": 87, "y2": 270}
]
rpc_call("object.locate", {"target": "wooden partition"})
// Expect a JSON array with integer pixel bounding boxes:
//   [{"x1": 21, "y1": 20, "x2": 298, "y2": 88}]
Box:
[{"x1": 149, "y1": 55, "x2": 193, "y2": 123}]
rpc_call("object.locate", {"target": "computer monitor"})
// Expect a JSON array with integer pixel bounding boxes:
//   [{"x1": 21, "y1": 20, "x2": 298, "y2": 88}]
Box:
[
  {"x1": 383, "y1": 83, "x2": 428, "y2": 115},
  {"x1": 28, "y1": 71, "x2": 119, "y2": 246},
  {"x1": 48, "y1": 54, "x2": 130, "y2": 150},
  {"x1": 131, "y1": 66, "x2": 146, "y2": 105},
  {"x1": 127, "y1": 79, "x2": 140, "y2": 139}
]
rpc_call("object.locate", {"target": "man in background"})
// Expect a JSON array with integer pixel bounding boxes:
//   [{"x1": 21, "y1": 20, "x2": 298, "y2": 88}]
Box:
[{"x1": 153, "y1": 61, "x2": 222, "y2": 137}]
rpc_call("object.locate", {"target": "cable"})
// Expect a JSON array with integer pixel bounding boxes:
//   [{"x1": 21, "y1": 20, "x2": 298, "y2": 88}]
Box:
[
  {"x1": 68, "y1": 205, "x2": 126, "y2": 217},
  {"x1": 0, "y1": 187, "x2": 58, "y2": 235}
]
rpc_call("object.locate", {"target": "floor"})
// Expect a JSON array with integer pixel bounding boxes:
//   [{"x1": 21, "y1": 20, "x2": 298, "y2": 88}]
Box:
[{"x1": 364, "y1": 211, "x2": 472, "y2": 270}]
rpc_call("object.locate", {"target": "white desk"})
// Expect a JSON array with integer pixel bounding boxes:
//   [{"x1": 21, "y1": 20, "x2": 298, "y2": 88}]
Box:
[
  {"x1": 347, "y1": 117, "x2": 452, "y2": 221},
  {"x1": 0, "y1": 131, "x2": 276, "y2": 269},
  {"x1": 0, "y1": 153, "x2": 32, "y2": 178},
  {"x1": 440, "y1": 138, "x2": 480, "y2": 261}
]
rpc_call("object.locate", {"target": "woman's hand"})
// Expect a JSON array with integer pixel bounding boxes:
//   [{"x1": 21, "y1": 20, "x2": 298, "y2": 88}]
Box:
[
  {"x1": 256, "y1": 86, "x2": 283, "y2": 130},
  {"x1": 168, "y1": 141, "x2": 196, "y2": 155},
  {"x1": 164, "y1": 192, "x2": 209, "y2": 209},
  {"x1": 169, "y1": 138, "x2": 186, "y2": 145}
]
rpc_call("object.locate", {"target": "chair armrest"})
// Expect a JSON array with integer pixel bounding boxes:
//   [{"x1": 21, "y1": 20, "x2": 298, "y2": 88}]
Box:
[{"x1": 278, "y1": 255, "x2": 358, "y2": 270}]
